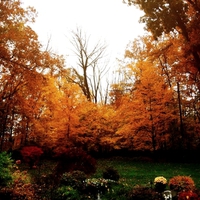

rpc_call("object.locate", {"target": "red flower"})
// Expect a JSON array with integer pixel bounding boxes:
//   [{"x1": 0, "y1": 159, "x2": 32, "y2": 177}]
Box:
[{"x1": 178, "y1": 191, "x2": 198, "y2": 200}]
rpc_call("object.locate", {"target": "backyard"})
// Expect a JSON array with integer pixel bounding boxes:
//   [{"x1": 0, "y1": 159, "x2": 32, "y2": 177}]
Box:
[
  {"x1": 1, "y1": 153, "x2": 200, "y2": 200},
  {"x1": 95, "y1": 157, "x2": 200, "y2": 189}
]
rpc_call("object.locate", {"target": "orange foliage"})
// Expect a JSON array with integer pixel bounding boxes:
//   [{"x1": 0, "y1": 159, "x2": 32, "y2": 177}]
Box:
[
  {"x1": 114, "y1": 61, "x2": 176, "y2": 151},
  {"x1": 0, "y1": 0, "x2": 65, "y2": 150}
]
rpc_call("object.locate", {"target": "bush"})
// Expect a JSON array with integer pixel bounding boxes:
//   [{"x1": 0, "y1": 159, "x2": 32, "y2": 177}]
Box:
[
  {"x1": 20, "y1": 146, "x2": 43, "y2": 168},
  {"x1": 102, "y1": 183, "x2": 131, "y2": 200},
  {"x1": 103, "y1": 167, "x2": 120, "y2": 181},
  {"x1": 127, "y1": 185, "x2": 162, "y2": 200},
  {"x1": 33, "y1": 173, "x2": 59, "y2": 200},
  {"x1": 169, "y1": 176, "x2": 195, "y2": 192},
  {"x1": 54, "y1": 147, "x2": 96, "y2": 175},
  {"x1": 56, "y1": 186, "x2": 80, "y2": 200},
  {"x1": 178, "y1": 191, "x2": 199, "y2": 200},
  {"x1": 12, "y1": 182, "x2": 35, "y2": 200},
  {"x1": 154, "y1": 176, "x2": 167, "y2": 192},
  {"x1": 60, "y1": 171, "x2": 87, "y2": 190},
  {"x1": 0, "y1": 152, "x2": 13, "y2": 187},
  {"x1": 84, "y1": 178, "x2": 116, "y2": 197},
  {"x1": 11, "y1": 170, "x2": 35, "y2": 200}
]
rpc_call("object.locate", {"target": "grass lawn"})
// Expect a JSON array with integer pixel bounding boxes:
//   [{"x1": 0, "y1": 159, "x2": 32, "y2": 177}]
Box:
[
  {"x1": 22, "y1": 156, "x2": 200, "y2": 191},
  {"x1": 93, "y1": 157, "x2": 200, "y2": 189},
  {"x1": 13, "y1": 156, "x2": 200, "y2": 200}
]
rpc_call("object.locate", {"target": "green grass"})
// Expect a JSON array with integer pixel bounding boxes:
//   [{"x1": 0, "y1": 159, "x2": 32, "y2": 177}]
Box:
[
  {"x1": 18, "y1": 157, "x2": 200, "y2": 190},
  {"x1": 93, "y1": 157, "x2": 200, "y2": 189}
]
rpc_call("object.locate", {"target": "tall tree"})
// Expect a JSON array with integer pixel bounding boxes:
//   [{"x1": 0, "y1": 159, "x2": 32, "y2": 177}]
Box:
[
  {"x1": 124, "y1": 33, "x2": 200, "y2": 150},
  {"x1": 115, "y1": 61, "x2": 177, "y2": 152},
  {"x1": 73, "y1": 103, "x2": 117, "y2": 153},
  {"x1": 29, "y1": 75, "x2": 88, "y2": 150},
  {"x1": 124, "y1": 0, "x2": 200, "y2": 71},
  {"x1": 0, "y1": 0, "x2": 64, "y2": 150},
  {"x1": 68, "y1": 28, "x2": 108, "y2": 103}
]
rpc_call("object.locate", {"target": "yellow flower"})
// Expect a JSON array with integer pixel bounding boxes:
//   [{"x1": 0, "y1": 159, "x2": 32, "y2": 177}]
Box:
[{"x1": 154, "y1": 176, "x2": 167, "y2": 185}]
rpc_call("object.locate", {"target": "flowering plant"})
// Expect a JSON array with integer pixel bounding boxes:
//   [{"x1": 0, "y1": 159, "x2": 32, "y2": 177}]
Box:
[
  {"x1": 84, "y1": 178, "x2": 116, "y2": 195},
  {"x1": 154, "y1": 176, "x2": 167, "y2": 185},
  {"x1": 178, "y1": 191, "x2": 198, "y2": 200},
  {"x1": 169, "y1": 176, "x2": 195, "y2": 192},
  {"x1": 154, "y1": 176, "x2": 167, "y2": 192},
  {"x1": 85, "y1": 178, "x2": 115, "y2": 188}
]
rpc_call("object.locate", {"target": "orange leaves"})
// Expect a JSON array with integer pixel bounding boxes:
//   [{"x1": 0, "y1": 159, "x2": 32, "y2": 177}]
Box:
[
  {"x1": 116, "y1": 18, "x2": 200, "y2": 151},
  {"x1": 1, "y1": 0, "x2": 200, "y2": 154},
  {"x1": 0, "y1": 0, "x2": 67, "y2": 150},
  {"x1": 30, "y1": 76, "x2": 86, "y2": 148},
  {"x1": 113, "y1": 58, "x2": 176, "y2": 151}
]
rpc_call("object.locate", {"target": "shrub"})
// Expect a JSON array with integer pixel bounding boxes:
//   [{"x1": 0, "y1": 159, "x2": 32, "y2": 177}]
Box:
[
  {"x1": 0, "y1": 152, "x2": 13, "y2": 187},
  {"x1": 12, "y1": 170, "x2": 35, "y2": 200},
  {"x1": 12, "y1": 182, "x2": 35, "y2": 200},
  {"x1": 127, "y1": 185, "x2": 161, "y2": 200},
  {"x1": 154, "y1": 176, "x2": 167, "y2": 192},
  {"x1": 60, "y1": 171, "x2": 87, "y2": 190},
  {"x1": 103, "y1": 166, "x2": 120, "y2": 181},
  {"x1": 169, "y1": 176, "x2": 195, "y2": 192},
  {"x1": 56, "y1": 186, "x2": 80, "y2": 200},
  {"x1": 102, "y1": 183, "x2": 131, "y2": 200},
  {"x1": 154, "y1": 176, "x2": 167, "y2": 185},
  {"x1": 54, "y1": 147, "x2": 96, "y2": 175},
  {"x1": 33, "y1": 173, "x2": 59, "y2": 200},
  {"x1": 20, "y1": 146, "x2": 43, "y2": 168},
  {"x1": 84, "y1": 178, "x2": 116, "y2": 197},
  {"x1": 12, "y1": 170, "x2": 31, "y2": 184},
  {"x1": 178, "y1": 191, "x2": 199, "y2": 200}
]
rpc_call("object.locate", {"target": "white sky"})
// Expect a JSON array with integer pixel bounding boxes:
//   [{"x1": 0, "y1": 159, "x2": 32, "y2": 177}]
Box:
[{"x1": 22, "y1": 0, "x2": 145, "y2": 68}]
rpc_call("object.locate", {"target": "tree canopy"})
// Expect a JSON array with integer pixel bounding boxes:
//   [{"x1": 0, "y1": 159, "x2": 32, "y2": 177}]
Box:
[
  {"x1": 0, "y1": 0, "x2": 200, "y2": 156},
  {"x1": 124, "y1": 0, "x2": 200, "y2": 72}
]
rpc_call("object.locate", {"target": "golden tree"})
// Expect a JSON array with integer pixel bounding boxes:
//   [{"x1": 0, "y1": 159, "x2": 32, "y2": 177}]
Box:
[{"x1": 0, "y1": 0, "x2": 64, "y2": 150}]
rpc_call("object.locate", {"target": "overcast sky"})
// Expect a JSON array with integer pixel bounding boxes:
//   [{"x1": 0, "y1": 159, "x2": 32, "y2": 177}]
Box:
[{"x1": 22, "y1": 0, "x2": 145, "y2": 67}]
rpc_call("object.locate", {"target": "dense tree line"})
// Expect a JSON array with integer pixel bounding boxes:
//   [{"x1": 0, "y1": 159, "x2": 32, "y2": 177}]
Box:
[{"x1": 0, "y1": 0, "x2": 200, "y2": 156}]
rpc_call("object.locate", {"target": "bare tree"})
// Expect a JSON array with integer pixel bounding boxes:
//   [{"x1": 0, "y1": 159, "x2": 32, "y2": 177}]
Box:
[{"x1": 68, "y1": 28, "x2": 108, "y2": 103}]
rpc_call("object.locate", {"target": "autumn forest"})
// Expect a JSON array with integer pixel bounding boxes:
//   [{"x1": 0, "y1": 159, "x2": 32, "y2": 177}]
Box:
[{"x1": 1, "y1": 0, "x2": 200, "y2": 159}]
